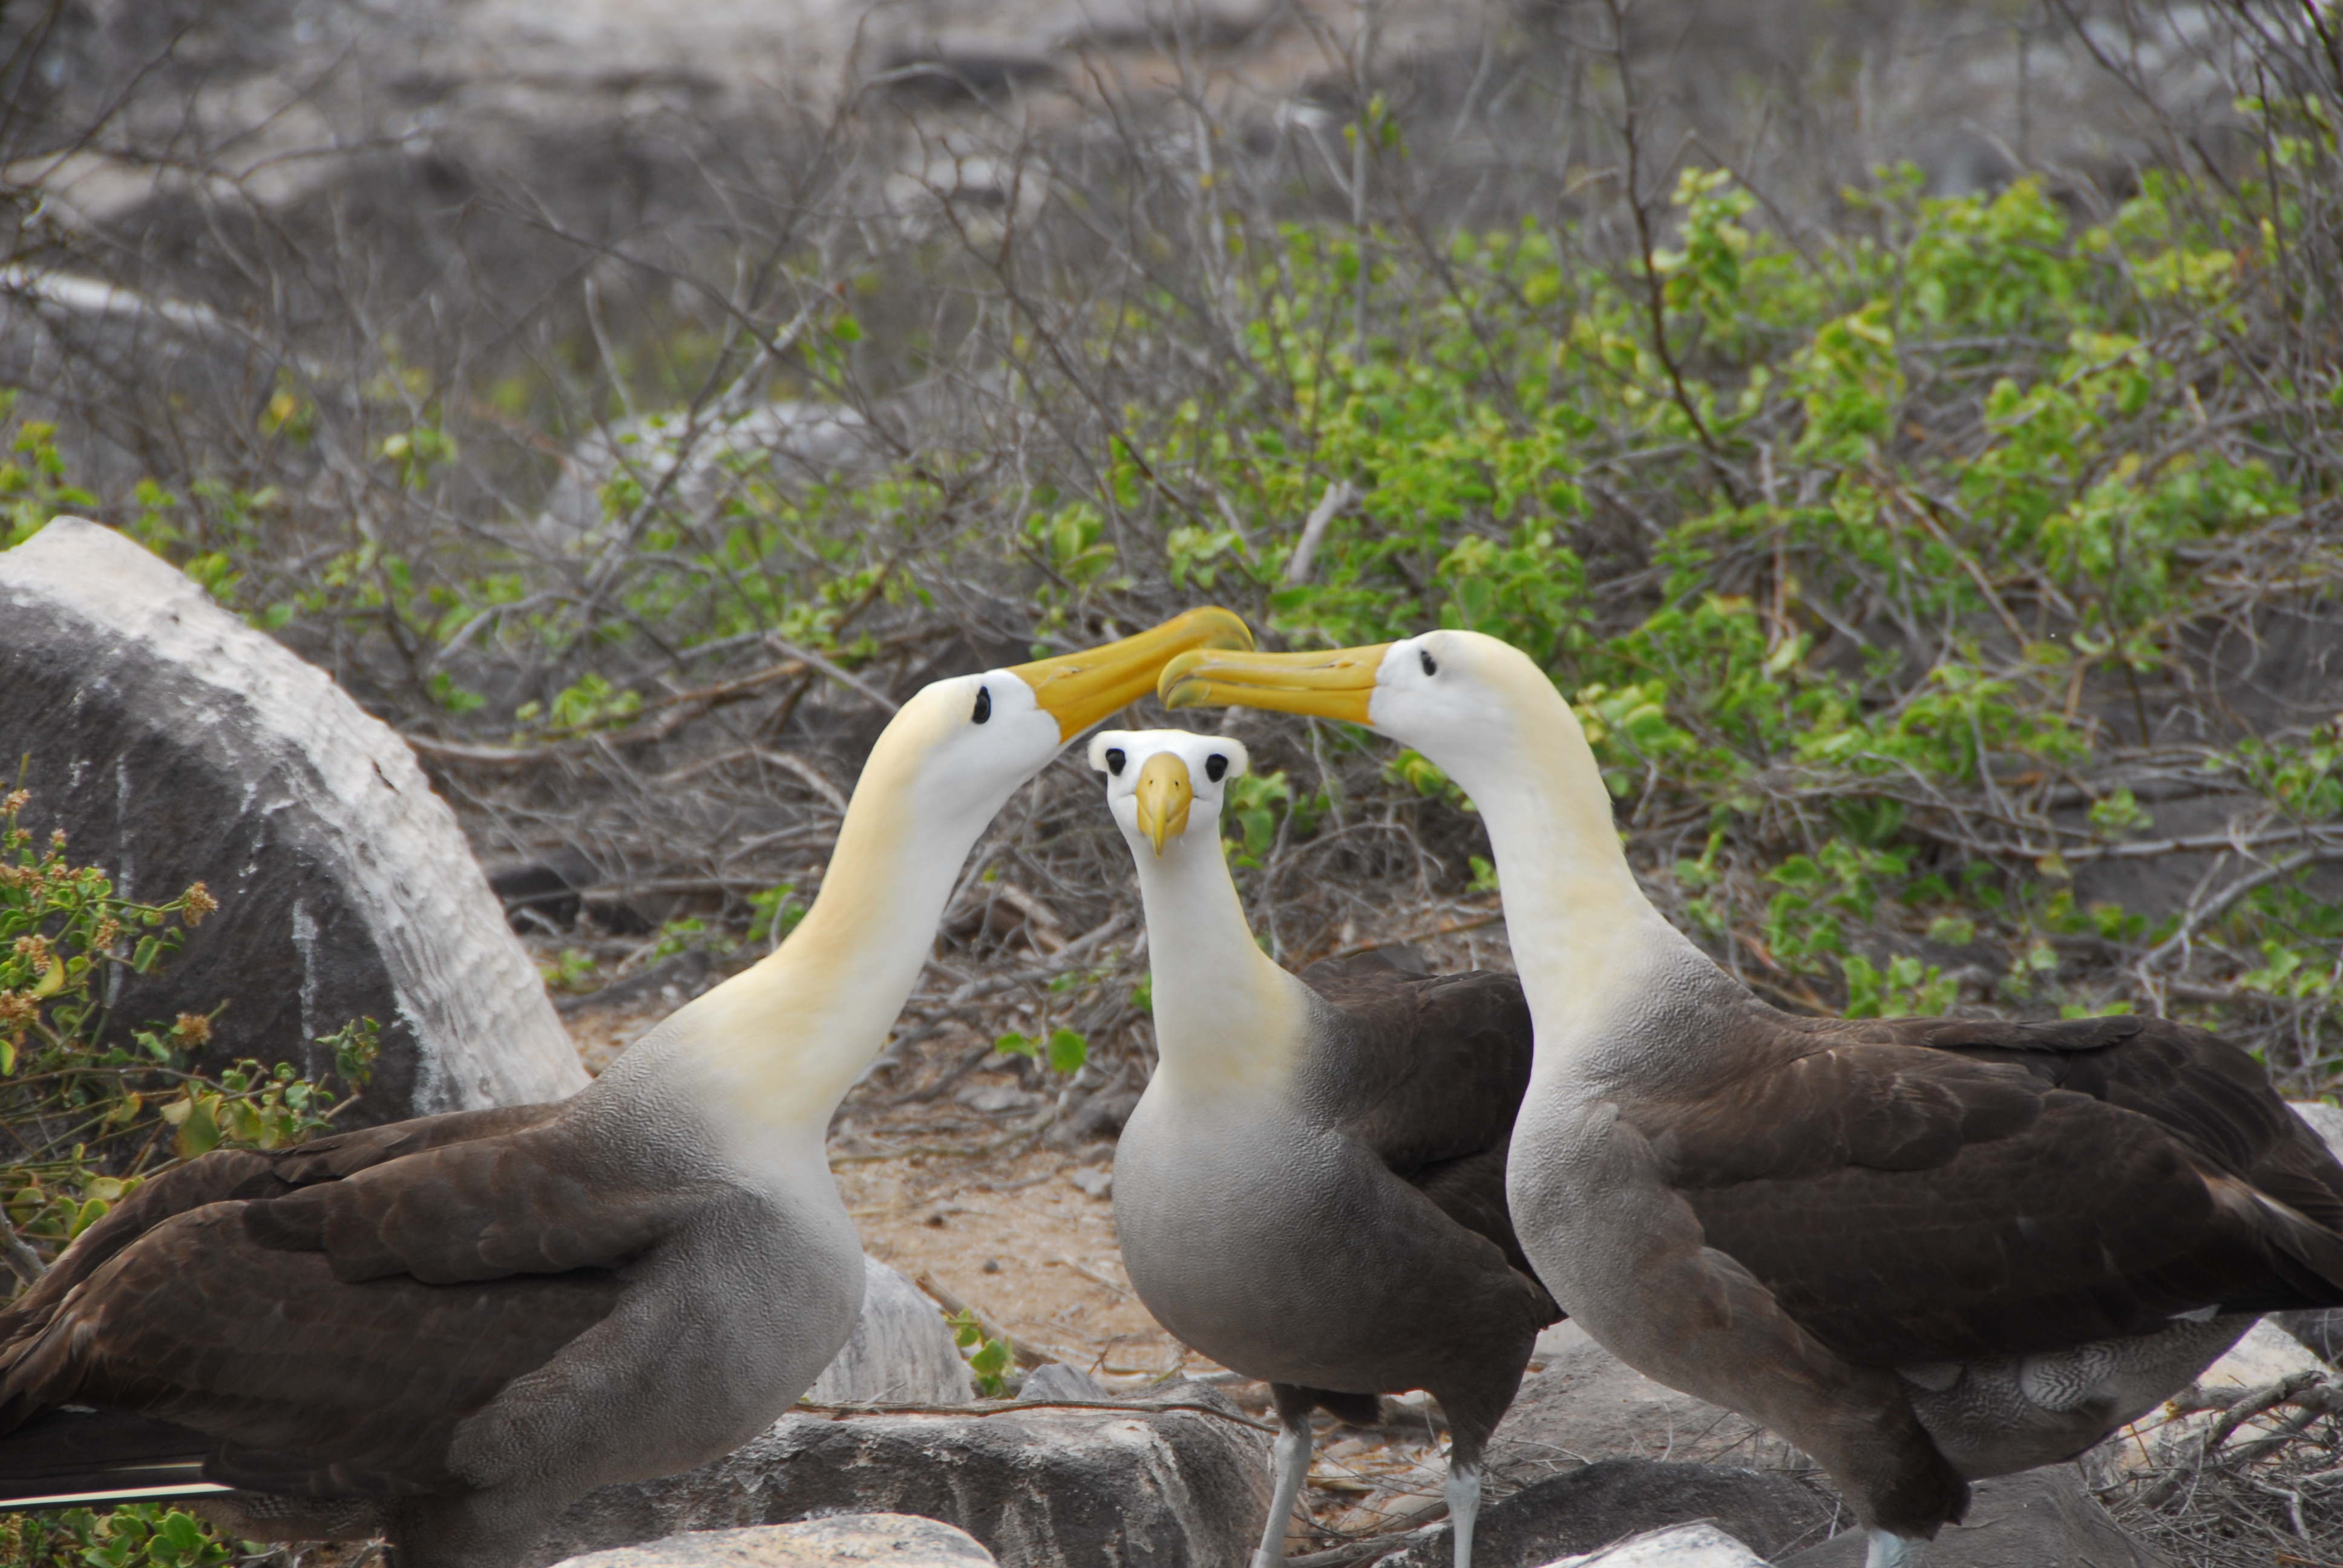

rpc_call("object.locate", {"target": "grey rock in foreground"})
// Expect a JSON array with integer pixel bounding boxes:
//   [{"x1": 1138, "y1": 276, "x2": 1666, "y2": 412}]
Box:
[
  {"x1": 1543, "y1": 1523, "x2": 1773, "y2": 1567},
  {"x1": 805, "y1": 1259, "x2": 975, "y2": 1406},
  {"x1": 550, "y1": 1515, "x2": 993, "y2": 1568},
  {"x1": 1382, "y1": 1460, "x2": 1835, "y2": 1568},
  {"x1": 1487, "y1": 1324, "x2": 1804, "y2": 1489},
  {"x1": 1779, "y1": 1468, "x2": 2168, "y2": 1568},
  {"x1": 1015, "y1": 1363, "x2": 1111, "y2": 1403},
  {"x1": 0, "y1": 518, "x2": 586, "y2": 1120},
  {"x1": 535, "y1": 1382, "x2": 1270, "y2": 1568}
]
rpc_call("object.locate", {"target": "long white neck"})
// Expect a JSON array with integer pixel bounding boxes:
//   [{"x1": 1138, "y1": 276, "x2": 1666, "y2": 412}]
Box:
[
  {"x1": 609, "y1": 727, "x2": 983, "y2": 1151},
  {"x1": 1126, "y1": 817, "x2": 1307, "y2": 1099},
  {"x1": 1436, "y1": 679, "x2": 1714, "y2": 1065}
]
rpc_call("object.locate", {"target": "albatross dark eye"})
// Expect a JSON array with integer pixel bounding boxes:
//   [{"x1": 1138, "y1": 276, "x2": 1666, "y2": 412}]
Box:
[
  {"x1": 972, "y1": 687, "x2": 992, "y2": 724},
  {"x1": 1420, "y1": 649, "x2": 1438, "y2": 678},
  {"x1": 1205, "y1": 753, "x2": 1229, "y2": 783},
  {"x1": 1105, "y1": 748, "x2": 1126, "y2": 775}
]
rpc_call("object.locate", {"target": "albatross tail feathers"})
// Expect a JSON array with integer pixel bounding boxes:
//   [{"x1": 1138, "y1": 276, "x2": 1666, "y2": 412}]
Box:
[{"x1": 0, "y1": 1406, "x2": 218, "y2": 1508}]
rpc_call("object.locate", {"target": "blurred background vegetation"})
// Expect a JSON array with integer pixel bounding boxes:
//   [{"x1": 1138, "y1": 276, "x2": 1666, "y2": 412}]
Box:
[{"x1": 1, "y1": 0, "x2": 2336, "y2": 1100}]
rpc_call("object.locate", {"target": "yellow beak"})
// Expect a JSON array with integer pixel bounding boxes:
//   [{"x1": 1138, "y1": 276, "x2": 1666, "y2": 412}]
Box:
[
  {"x1": 1013, "y1": 608, "x2": 1254, "y2": 742},
  {"x1": 1133, "y1": 753, "x2": 1194, "y2": 857},
  {"x1": 1158, "y1": 644, "x2": 1392, "y2": 725}
]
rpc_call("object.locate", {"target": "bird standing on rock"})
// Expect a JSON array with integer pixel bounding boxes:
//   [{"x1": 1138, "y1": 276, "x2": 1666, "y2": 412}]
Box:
[
  {"x1": 0, "y1": 608, "x2": 1253, "y2": 1568},
  {"x1": 1162, "y1": 629, "x2": 2343, "y2": 1568},
  {"x1": 1090, "y1": 727, "x2": 1558, "y2": 1568}
]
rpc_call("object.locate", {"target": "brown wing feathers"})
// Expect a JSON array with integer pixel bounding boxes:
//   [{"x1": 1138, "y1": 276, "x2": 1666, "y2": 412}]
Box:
[
  {"x1": 1297, "y1": 955, "x2": 1556, "y2": 1307},
  {"x1": 0, "y1": 1102, "x2": 642, "y2": 1497},
  {"x1": 0, "y1": 1104, "x2": 568, "y2": 1359},
  {"x1": 1642, "y1": 1006, "x2": 2343, "y2": 1367},
  {"x1": 243, "y1": 1137, "x2": 702, "y2": 1284}
]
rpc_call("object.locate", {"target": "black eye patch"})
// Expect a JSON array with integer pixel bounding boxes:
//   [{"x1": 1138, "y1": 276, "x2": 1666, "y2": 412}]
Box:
[
  {"x1": 1205, "y1": 753, "x2": 1229, "y2": 782},
  {"x1": 1420, "y1": 649, "x2": 1438, "y2": 677},
  {"x1": 973, "y1": 687, "x2": 992, "y2": 724},
  {"x1": 1105, "y1": 748, "x2": 1126, "y2": 775}
]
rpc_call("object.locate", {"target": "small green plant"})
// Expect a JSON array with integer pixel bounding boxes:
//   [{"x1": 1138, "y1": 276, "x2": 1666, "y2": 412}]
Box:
[
  {"x1": 747, "y1": 884, "x2": 805, "y2": 951},
  {"x1": 646, "y1": 915, "x2": 725, "y2": 963},
  {"x1": 995, "y1": 1028, "x2": 1088, "y2": 1076},
  {"x1": 0, "y1": 396, "x2": 99, "y2": 550},
  {"x1": 1842, "y1": 953, "x2": 1959, "y2": 1019},
  {"x1": 0, "y1": 1501, "x2": 235, "y2": 1568},
  {"x1": 943, "y1": 1308, "x2": 1014, "y2": 1397},
  {"x1": 539, "y1": 948, "x2": 600, "y2": 993}
]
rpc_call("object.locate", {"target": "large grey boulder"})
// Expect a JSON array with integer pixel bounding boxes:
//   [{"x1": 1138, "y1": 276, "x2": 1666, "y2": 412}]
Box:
[
  {"x1": 0, "y1": 517, "x2": 586, "y2": 1120},
  {"x1": 549, "y1": 1515, "x2": 994, "y2": 1568},
  {"x1": 1380, "y1": 1460, "x2": 1836, "y2": 1568},
  {"x1": 805, "y1": 1260, "x2": 975, "y2": 1406},
  {"x1": 535, "y1": 1382, "x2": 1271, "y2": 1568},
  {"x1": 1778, "y1": 1468, "x2": 2168, "y2": 1568},
  {"x1": 1486, "y1": 1324, "x2": 1804, "y2": 1490}
]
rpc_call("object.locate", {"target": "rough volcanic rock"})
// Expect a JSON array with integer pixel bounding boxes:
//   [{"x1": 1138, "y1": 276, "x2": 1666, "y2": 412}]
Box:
[
  {"x1": 1381, "y1": 1460, "x2": 1835, "y2": 1568},
  {"x1": 534, "y1": 1382, "x2": 1270, "y2": 1568},
  {"x1": 805, "y1": 1259, "x2": 975, "y2": 1406},
  {"x1": 549, "y1": 1515, "x2": 995, "y2": 1568},
  {"x1": 1485, "y1": 1324, "x2": 1806, "y2": 1491},
  {"x1": 1015, "y1": 1364, "x2": 1111, "y2": 1403},
  {"x1": 2273, "y1": 1306, "x2": 2343, "y2": 1364},
  {"x1": 0, "y1": 517, "x2": 587, "y2": 1119},
  {"x1": 1779, "y1": 1468, "x2": 2168, "y2": 1568}
]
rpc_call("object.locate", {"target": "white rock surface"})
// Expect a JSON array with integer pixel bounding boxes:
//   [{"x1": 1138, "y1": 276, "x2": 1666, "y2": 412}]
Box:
[
  {"x1": 0, "y1": 518, "x2": 586, "y2": 1116},
  {"x1": 547, "y1": 1515, "x2": 994, "y2": 1568},
  {"x1": 2290, "y1": 1100, "x2": 2343, "y2": 1160},
  {"x1": 2200, "y1": 1315, "x2": 2328, "y2": 1391},
  {"x1": 2087, "y1": 1316, "x2": 2327, "y2": 1481},
  {"x1": 804, "y1": 1259, "x2": 974, "y2": 1406},
  {"x1": 1540, "y1": 1523, "x2": 1772, "y2": 1568}
]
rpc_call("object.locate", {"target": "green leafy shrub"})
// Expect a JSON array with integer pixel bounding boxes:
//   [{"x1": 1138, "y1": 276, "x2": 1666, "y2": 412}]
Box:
[
  {"x1": 1, "y1": 786, "x2": 378, "y2": 1267},
  {"x1": 0, "y1": 1502, "x2": 232, "y2": 1568}
]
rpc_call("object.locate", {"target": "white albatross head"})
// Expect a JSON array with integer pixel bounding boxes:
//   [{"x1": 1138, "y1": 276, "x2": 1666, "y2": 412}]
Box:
[
  {"x1": 618, "y1": 607, "x2": 1256, "y2": 1144},
  {"x1": 1156, "y1": 629, "x2": 1563, "y2": 800},
  {"x1": 1155, "y1": 626, "x2": 1704, "y2": 1051},
  {"x1": 873, "y1": 608, "x2": 1258, "y2": 852},
  {"x1": 1087, "y1": 727, "x2": 1251, "y2": 859}
]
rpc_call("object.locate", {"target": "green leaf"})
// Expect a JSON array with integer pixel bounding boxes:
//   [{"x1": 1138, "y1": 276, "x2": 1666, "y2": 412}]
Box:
[{"x1": 1047, "y1": 1028, "x2": 1087, "y2": 1075}]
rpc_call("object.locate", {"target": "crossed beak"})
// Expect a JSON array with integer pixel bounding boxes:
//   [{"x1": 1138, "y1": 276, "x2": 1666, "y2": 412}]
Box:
[
  {"x1": 1012, "y1": 608, "x2": 1254, "y2": 742},
  {"x1": 1133, "y1": 754, "x2": 1193, "y2": 857},
  {"x1": 1158, "y1": 644, "x2": 1392, "y2": 725}
]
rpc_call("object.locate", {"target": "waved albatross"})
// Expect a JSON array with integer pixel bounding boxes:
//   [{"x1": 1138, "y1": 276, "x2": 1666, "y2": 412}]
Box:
[
  {"x1": 1089, "y1": 728, "x2": 1558, "y2": 1568},
  {"x1": 0, "y1": 607, "x2": 1251, "y2": 1568},
  {"x1": 1164, "y1": 629, "x2": 2343, "y2": 1568}
]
